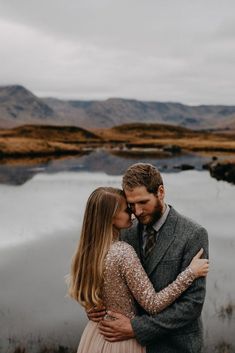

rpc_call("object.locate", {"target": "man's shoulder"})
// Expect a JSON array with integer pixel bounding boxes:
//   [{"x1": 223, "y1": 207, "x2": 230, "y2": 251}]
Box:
[{"x1": 170, "y1": 206, "x2": 208, "y2": 236}]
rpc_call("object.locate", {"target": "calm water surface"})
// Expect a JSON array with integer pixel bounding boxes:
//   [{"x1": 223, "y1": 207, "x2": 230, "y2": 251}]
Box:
[{"x1": 0, "y1": 165, "x2": 234, "y2": 353}]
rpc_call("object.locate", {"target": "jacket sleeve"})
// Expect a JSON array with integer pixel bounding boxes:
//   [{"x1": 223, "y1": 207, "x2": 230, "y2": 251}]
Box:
[
  {"x1": 118, "y1": 242, "x2": 196, "y2": 315},
  {"x1": 131, "y1": 227, "x2": 209, "y2": 346}
]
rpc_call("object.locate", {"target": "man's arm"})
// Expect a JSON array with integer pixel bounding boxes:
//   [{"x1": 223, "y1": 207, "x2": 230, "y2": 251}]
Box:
[{"x1": 131, "y1": 227, "x2": 208, "y2": 346}]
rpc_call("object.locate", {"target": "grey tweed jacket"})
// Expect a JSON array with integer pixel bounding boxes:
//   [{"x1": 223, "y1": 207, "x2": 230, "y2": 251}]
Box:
[{"x1": 121, "y1": 206, "x2": 209, "y2": 353}]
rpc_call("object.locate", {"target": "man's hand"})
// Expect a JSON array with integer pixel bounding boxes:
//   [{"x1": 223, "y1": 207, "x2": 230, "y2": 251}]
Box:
[
  {"x1": 86, "y1": 306, "x2": 106, "y2": 322},
  {"x1": 99, "y1": 311, "x2": 135, "y2": 342}
]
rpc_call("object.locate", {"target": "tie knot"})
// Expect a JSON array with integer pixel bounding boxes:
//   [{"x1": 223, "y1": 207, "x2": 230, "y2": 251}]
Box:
[{"x1": 146, "y1": 225, "x2": 155, "y2": 236}]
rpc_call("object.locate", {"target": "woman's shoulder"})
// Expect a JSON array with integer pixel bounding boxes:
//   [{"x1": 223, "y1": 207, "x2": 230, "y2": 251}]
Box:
[
  {"x1": 106, "y1": 241, "x2": 140, "y2": 270},
  {"x1": 108, "y1": 241, "x2": 136, "y2": 258}
]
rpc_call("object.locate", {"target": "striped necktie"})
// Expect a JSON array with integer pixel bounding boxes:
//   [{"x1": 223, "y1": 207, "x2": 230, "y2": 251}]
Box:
[{"x1": 144, "y1": 225, "x2": 156, "y2": 257}]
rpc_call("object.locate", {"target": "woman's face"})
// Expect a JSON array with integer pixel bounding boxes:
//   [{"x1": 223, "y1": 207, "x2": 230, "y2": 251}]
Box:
[{"x1": 112, "y1": 197, "x2": 132, "y2": 230}]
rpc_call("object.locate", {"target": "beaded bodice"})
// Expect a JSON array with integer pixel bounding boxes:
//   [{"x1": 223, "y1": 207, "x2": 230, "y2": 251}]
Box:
[{"x1": 102, "y1": 241, "x2": 195, "y2": 319}]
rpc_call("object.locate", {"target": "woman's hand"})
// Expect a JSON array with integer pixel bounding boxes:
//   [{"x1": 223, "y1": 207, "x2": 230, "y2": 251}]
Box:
[
  {"x1": 189, "y1": 248, "x2": 209, "y2": 278},
  {"x1": 86, "y1": 305, "x2": 106, "y2": 322}
]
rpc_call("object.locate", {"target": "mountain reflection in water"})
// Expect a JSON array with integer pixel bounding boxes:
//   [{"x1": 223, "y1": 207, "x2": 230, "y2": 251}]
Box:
[{"x1": 0, "y1": 149, "x2": 216, "y2": 185}]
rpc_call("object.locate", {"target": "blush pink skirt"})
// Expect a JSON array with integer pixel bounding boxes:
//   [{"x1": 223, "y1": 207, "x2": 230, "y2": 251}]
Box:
[{"x1": 77, "y1": 320, "x2": 145, "y2": 353}]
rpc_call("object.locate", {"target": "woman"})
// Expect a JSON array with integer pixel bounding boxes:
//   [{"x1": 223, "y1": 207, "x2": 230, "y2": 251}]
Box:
[{"x1": 69, "y1": 187, "x2": 209, "y2": 353}]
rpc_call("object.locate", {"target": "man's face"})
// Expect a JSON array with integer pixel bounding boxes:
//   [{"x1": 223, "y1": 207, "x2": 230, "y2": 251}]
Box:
[{"x1": 124, "y1": 185, "x2": 165, "y2": 225}]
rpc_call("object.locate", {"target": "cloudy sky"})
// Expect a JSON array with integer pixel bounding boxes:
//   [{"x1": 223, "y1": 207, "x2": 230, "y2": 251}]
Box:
[{"x1": 0, "y1": 0, "x2": 235, "y2": 104}]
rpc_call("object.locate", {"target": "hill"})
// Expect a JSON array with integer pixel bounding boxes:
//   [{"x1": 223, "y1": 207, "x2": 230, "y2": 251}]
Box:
[
  {"x1": 1, "y1": 85, "x2": 235, "y2": 130},
  {"x1": 0, "y1": 124, "x2": 101, "y2": 157},
  {"x1": 45, "y1": 97, "x2": 235, "y2": 130},
  {"x1": 0, "y1": 121, "x2": 235, "y2": 171},
  {"x1": 0, "y1": 85, "x2": 57, "y2": 127}
]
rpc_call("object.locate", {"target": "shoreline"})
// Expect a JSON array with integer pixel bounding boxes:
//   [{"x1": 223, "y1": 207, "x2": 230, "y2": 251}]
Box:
[{"x1": 0, "y1": 122, "x2": 235, "y2": 185}]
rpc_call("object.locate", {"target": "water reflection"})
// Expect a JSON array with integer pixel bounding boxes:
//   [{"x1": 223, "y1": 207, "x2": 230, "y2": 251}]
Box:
[
  {"x1": 0, "y1": 170, "x2": 234, "y2": 353},
  {"x1": 0, "y1": 149, "x2": 214, "y2": 185}
]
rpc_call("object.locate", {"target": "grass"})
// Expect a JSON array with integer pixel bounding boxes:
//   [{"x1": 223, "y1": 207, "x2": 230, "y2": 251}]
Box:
[
  {"x1": 215, "y1": 341, "x2": 234, "y2": 353},
  {"x1": 11, "y1": 341, "x2": 235, "y2": 353},
  {"x1": 12, "y1": 345, "x2": 77, "y2": 353},
  {"x1": 218, "y1": 302, "x2": 235, "y2": 321}
]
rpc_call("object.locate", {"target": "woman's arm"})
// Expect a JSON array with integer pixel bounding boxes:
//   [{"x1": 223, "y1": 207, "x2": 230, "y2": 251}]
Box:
[{"x1": 118, "y1": 242, "x2": 207, "y2": 315}]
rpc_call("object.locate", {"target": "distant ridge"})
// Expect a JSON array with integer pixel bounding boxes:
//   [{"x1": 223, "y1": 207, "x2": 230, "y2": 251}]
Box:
[
  {"x1": 10, "y1": 124, "x2": 100, "y2": 140},
  {"x1": 0, "y1": 85, "x2": 56, "y2": 127},
  {"x1": 1, "y1": 85, "x2": 235, "y2": 130}
]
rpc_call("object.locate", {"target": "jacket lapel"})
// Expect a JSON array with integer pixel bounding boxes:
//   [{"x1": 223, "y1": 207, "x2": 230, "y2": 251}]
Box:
[{"x1": 144, "y1": 206, "x2": 178, "y2": 276}]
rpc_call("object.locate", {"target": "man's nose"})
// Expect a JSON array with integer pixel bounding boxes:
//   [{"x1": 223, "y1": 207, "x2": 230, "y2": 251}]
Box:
[{"x1": 134, "y1": 204, "x2": 143, "y2": 216}]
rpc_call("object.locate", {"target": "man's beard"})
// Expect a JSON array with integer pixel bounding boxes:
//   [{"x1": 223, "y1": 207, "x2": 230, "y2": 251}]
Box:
[
  {"x1": 137, "y1": 201, "x2": 164, "y2": 225},
  {"x1": 149, "y1": 206, "x2": 164, "y2": 224}
]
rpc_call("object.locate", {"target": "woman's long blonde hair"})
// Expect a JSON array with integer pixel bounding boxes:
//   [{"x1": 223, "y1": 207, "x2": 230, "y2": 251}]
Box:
[{"x1": 68, "y1": 187, "x2": 124, "y2": 310}]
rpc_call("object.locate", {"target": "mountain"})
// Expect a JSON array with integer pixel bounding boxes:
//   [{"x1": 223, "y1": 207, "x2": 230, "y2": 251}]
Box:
[
  {"x1": 43, "y1": 97, "x2": 235, "y2": 130},
  {"x1": 1, "y1": 85, "x2": 235, "y2": 130},
  {"x1": 0, "y1": 85, "x2": 56, "y2": 127}
]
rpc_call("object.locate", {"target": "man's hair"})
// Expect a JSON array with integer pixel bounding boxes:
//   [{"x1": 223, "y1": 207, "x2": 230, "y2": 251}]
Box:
[{"x1": 122, "y1": 163, "x2": 163, "y2": 194}]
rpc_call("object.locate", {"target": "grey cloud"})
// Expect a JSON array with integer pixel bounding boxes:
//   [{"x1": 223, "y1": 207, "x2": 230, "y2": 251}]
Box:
[{"x1": 0, "y1": 0, "x2": 235, "y2": 104}]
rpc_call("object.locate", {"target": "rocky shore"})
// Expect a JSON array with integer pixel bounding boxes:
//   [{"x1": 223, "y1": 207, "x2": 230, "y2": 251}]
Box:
[{"x1": 205, "y1": 160, "x2": 235, "y2": 184}]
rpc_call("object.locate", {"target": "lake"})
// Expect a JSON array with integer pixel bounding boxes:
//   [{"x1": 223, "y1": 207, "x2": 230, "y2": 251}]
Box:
[{"x1": 0, "y1": 153, "x2": 234, "y2": 353}]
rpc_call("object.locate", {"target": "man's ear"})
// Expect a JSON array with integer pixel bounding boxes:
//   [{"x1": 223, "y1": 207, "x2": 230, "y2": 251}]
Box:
[{"x1": 157, "y1": 185, "x2": 165, "y2": 201}]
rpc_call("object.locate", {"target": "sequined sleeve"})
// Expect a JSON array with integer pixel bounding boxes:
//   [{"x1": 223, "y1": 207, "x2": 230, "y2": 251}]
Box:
[{"x1": 117, "y1": 241, "x2": 196, "y2": 315}]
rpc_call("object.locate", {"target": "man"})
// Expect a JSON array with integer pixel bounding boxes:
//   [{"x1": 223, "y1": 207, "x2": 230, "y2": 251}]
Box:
[{"x1": 90, "y1": 163, "x2": 209, "y2": 353}]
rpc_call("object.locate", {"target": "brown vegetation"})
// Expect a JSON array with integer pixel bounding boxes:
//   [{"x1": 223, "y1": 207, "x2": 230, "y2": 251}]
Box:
[
  {"x1": 94, "y1": 122, "x2": 235, "y2": 153},
  {"x1": 0, "y1": 122, "x2": 235, "y2": 161},
  {"x1": 0, "y1": 124, "x2": 101, "y2": 158},
  {"x1": 218, "y1": 302, "x2": 235, "y2": 321},
  {"x1": 215, "y1": 341, "x2": 234, "y2": 353},
  {"x1": 12, "y1": 345, "x2": 76, "y2": 353}
]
